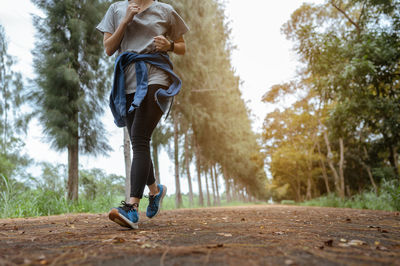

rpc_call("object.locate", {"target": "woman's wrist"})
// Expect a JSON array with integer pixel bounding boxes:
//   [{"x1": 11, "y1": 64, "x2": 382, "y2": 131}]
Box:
[{"x1": 168, "y1": 40, "x2": 174, "y2": 52}]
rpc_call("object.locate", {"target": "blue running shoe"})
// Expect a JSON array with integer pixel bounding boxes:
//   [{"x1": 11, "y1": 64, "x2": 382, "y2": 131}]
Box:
[
  {"x1": 109, "y1": 201, "x2": 139, "y2": 229},
  {"x1": 146, "y1": 184, "x2": 167, "y2": 219}
]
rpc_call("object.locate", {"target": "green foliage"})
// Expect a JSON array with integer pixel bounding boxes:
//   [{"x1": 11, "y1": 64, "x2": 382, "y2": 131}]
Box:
[
  {"x1": 381, "y1": 179, "x2": 400, "y2": 211},
  {"x1": 0, "y1": 24, "x2": 31, "y2": 179},
  {"x1": 263, "y1": 0, "x2": 400, "y2": 201},
  {"x1": 30, "y1": 0, "x2": 111, "y2": 154},
  {"x1": 0, "y1": 165, "x2": 125, "y2": 218},
  {"x1": 158, "y1": 0, "x2": 268, "y2": 200},
  {"x1": 301, "y1": 180, "x2": 400, "y2": 211}
]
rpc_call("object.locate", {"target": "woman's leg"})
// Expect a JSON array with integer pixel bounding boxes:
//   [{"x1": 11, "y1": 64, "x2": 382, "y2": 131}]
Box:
[{"x1": 126, "y1": 84, "x2": 167, "y2": 203}]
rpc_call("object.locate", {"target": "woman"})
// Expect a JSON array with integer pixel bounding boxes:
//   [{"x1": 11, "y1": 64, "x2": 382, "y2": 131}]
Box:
[{"x1": 96, "y1": 0, "x2": 189, "y2": 229}]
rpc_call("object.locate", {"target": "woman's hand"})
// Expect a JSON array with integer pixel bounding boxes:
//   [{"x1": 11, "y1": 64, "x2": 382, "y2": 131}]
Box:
[
  {"x1": 103, "y1": 3, "x2": 141, "y2": 56},
  {"x1": 153, "y1": 35, "x2": 172, "y2": 52},
  {"x1": 123, "y1": 3, "x2": 140, "y2": 25}
]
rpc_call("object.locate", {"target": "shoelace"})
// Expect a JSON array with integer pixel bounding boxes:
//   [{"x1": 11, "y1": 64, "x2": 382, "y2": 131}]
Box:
[
  {"x1": 145, "y1": 195, "x2": 157, "y2": 211},
  {"x1": 120, "y1": 201, "x2": 138, "y2": 212}
]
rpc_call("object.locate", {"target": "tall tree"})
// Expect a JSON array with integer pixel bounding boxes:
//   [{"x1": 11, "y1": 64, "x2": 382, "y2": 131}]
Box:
[
  {"x1": 172, "y1": 111, "x2": 182, "y2": 208},
  {"x1": 163, "y1": 0, "x2": 268, "y2": 202},
  {"x1": 264, "y1": 0, "x2": 400, "y2": 201},
  {"x1": 183, "y1": 131, "x2": 194, "y2": 207},
  {"x1": 0, "y1": 24, "x2": 30, "y2": 178},
  {"x1": 151, "y1": 121, "x2": 172, "y2": 184},
  {"x1": 31, "y1": 0, "x2": 111, "y2": 200}
]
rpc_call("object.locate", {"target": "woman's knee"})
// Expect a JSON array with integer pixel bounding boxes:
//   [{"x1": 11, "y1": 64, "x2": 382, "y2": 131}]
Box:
[{"x1": 131, "y1": 135, "x2": 151, "y2": 151}]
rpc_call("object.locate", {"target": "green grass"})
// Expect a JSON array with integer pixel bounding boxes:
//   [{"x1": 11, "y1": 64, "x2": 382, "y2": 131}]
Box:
[
  {"x1": 0, "y1": 174, "x2": 263, "y2": 218},
  {"x1": 300, "y1": 179, "x2": 400, "y2": 212},
  {"x1": 138, "y1": 194, "x2": 266, "y2": 212}
]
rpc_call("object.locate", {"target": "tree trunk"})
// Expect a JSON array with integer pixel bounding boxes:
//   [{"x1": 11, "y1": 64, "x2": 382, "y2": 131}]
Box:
[
  {"x1": 223, "y1": 168, "x2": 231, "y2": 202},
  {"x1": 205, "y1": 170, "x2": 211, "y2": 206},
  {"x1": 316, "y1": 141, "x2": 331, "y2": 194},
  {"x1": 67, "y1": 137, "x2": 79, "y2": 201},
  {"x1": 306, "y1": 177, "x2": 312, "y2": 200},
  {"x1": 362, "y1": 146, "x2": 377, "y2": 194},
  {"x1": 295, "y1": 178, "x2": 301, "y2": 202},
  {"x1": 184, "y1": 134, "x2": 193, "y2": 207},
  {"x1": 213, "y1": 165, "x2": 220, "y2": 205},
  {"x1": 173, "y1": 114, "x2": 182, "y2": 208},
  {"x1": 338, "y1": 138, "x2": 345, "y2": 198},
  {"x1": 389, "y1": 145, "x2": 399, "y2": 178},
  {"x1": 151, "y1": 138, "x2": 160, "y2": 184},
  {"x1": 233, "y1": 181, "x2": 240, "y2": 201},
  {"x1": 123, "y1": 127, "x2": 131, "y2": 201},
  {"x1": 210, "y1": 165, "x2": 216, "y2": 205},
  {"x1": 323, "y1": 131, "x2": 343, "y2": 198},
  {"x1": 194, "y1": 139, "x2": 204, "y2": 206}
]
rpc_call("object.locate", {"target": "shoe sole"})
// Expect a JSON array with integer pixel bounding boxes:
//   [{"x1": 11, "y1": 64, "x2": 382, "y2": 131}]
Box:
[
  {"x1": 149, "y1": 185, "x2": 167, "y2": 219},
  {"x1": 108, "y1": 209, "x2": 139, "y2": 229}
]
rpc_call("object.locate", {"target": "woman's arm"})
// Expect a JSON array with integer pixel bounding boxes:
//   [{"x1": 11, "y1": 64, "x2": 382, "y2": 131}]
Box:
[
  {"x1": 154, "y1": 35, "x2": 186, "y2": 55},
  {"x1": 103, "y1": 3, "x2": 140, "y2": 56}
]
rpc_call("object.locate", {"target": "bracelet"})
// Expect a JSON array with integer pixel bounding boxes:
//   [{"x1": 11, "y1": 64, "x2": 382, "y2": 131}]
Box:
[{"x1": 168, "y1": 40, "x2": 174, "y2": 52}]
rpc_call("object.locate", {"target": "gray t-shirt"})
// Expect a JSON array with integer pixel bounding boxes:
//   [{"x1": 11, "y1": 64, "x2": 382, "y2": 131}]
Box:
[{"x1": 96, "y1": 0, "x2": 189, "y2": 94}]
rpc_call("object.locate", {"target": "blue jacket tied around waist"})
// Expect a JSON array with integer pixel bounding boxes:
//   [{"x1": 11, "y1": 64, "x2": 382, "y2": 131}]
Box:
[{"x1": 110, "y1": 52, "x2": 182, "y2": 127}]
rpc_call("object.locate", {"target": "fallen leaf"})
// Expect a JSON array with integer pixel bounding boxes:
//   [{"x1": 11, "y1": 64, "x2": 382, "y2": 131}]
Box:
[
  {"x1": 374, "y1": 241, "x2": 380, "y2": 246},
  {"x1": 207, "y1": 243, "x2": 224, "y2": 248},
  {"x1": 348, "y1": 240, "x2": 366, "y2": 246},
  {"x1": 103, "y1": 237, "x2": 126, "y2": 244},
  {"x1": 378, "y1": 228, "x2": 389, "y2": 233},
  {"x1": 274, "y1": 231, "x2": 285, "y2": 235},
  {"x1": 338, "y1": 243, "x2": 350, "y2": 247},
  {"x1": 141, "y1": 243, "x2": 155, "y2": 248},
  {"x1": 324, "y1": 239, "x2": 333, "y2": 247},
  {"x1": 284, "y1": 259, "x2": 295, "y2": 265},
  {"x1": 39, "y1": 260, "x2": 48, "y2": 265},
  {"x1": 217, "y1": 233, "x2": 232, "y2": 237},
  {"x1": 368, "y1": 225, "x2": 381, "y2": 229},
  {"x1": 113, "y1": 237, "x2": 125, "y2": 244},
  {"x1": 340, "y1": 238, "x2": 347, "y2": 243},
  {"x1": 376, "y1": 245, "x2": 388, "y2": 251}
]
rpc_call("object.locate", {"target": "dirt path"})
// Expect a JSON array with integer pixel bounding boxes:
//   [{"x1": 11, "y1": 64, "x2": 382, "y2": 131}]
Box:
[{"x1": 0, "y1": 205, "x2": 399, "y2": 265}]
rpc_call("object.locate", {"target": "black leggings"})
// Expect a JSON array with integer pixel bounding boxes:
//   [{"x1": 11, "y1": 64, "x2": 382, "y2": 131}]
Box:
[{"x1": 125, "y1": 84, "x2": 166, "y2": 198}]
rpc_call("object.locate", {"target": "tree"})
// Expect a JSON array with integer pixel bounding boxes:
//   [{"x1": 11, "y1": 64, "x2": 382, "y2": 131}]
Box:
[
  {"x1": 31, "y1": 0, "x2": 111, "y2": 200},
  {"x1": 0, "y1": 24, "x2": 30, "y2": 179},
  {"x1": 264, "y1": 0, "x2": 400, "y2": 201}
]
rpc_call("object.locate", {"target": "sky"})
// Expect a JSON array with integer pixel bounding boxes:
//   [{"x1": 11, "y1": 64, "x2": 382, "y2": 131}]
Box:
[{"x1": 0, "y1": 0, "x2": 324, "y2": 195}]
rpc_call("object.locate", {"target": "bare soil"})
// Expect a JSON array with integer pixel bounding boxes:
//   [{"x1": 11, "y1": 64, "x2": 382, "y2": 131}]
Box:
[{"x1": 0, "y1": 205, "x2": 399, "y2": 265}]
